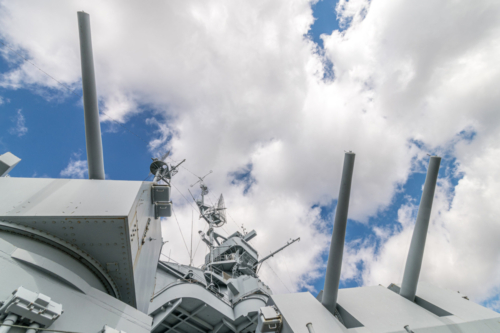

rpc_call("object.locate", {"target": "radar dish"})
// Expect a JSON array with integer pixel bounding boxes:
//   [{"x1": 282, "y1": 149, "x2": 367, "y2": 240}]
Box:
[
  {"x1": 217, "y1": 194, "x2": 226, "y2": 224},
  {"x1": 150, "y1": 160, "x2": 169, "y2": 177}
]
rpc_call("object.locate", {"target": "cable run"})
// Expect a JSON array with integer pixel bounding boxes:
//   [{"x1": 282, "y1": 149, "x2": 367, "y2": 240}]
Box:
[
  {"x1": 284, "y1": 258, "x2": 295, "y2": 290},
  {"x1": 180, "y1": 165, "x2": 202, "y2": 179},
  {"x1": 0, "y1": 40, "x2": 150, "y2": 147},
  {"x1": 171, "y1": 205, "x2": 191, "y2": 258},
  {"x1": 172, "y1": 183, "x2": 199, "y2": 213},
  {"x1": 159, "y1": 253, "x2": 181, "y2": 264},
  {"x1": 0, "y1": 41, "x2": 81, "y2": 97},
  {"x1": 227, "y1": 210, "x2": 244, "y2": 232},
  {"x1": 220, "y1": 225, "x2": 230, "y2": 236},
  {"x1": 192, "y1": 224, "x2": 208, "y2": 260},
  {"x1": 264, "y1": 261, "x2": 291, "y2": 293}
]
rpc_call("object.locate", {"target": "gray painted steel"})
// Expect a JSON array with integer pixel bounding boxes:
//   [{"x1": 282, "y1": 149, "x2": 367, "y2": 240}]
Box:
[
  {"x1": 0, "y1": 314, "x2": 17, "y2": 333},
  {"x1": 269, "y1": 283, "x2": 500, "y2": 333},
  {"x1": 0, "y1": 177, "x2": 163, "y2": 310},
  {"x1": 322, "y1": 152, "x2": 355, "y2": 314},
  {"x1": 400, "y1": 156, "x2": 441, "y2": 301},
  {"x1": 77, "y1": 11, "x2": 105, "y2": 180},
  {"x1": 0, "y1": 152, "x2": 20, "y2": 177},
  {"x1": 0, "y1": 233, "x2": 152, "y2": 332},
  {"x1": 26, "y1": 323, "x2": 40, "y2": 333}
]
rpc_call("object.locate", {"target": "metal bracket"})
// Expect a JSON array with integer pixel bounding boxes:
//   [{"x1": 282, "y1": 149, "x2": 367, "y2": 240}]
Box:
[{"x1": 0, "y1": 286, "x2": 62, "y2": 328}]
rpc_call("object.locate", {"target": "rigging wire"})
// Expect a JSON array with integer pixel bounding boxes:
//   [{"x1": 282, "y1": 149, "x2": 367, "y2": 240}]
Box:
[
  {"x1": 172, "y1": 183, "x2": 199, "y2": 213},
  {"x1": 0, "y1": 41, "x2": 80, "y2": 96},
  {"x1": 159, "y1": 252, "x2": 181, "y2": 265},
  {"x1": 220, "y1": 225, "x2": 230, "y2": 236},
  {"x1": 180, "y1": 164, "x2": 201, "y2": 179},
  {"x1": 171, "y1": 205, "x2": 191, "y2": 258},
  {"x1": 227, "y1": 210, "x2": 244, "y2": 233},
  {"x1": 264, "y1": 261, "x2": 292, "y2": 293},
  {"x1": 192, "y1": 224, "x2": 208, "y2": 260},
  {"x1": 0, "y1": 40, "x2": 150, "y2": 147},
  {"x1": 283, "y1": 257, "x2": 295, "y2": 290},
  {"x1": 190, "y1": 210, "x2": 194, "y2": 266}
]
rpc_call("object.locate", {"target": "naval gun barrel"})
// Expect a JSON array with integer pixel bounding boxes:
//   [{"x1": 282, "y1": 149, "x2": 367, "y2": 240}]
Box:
[
  {"x1": 322, "y1": 152, "x2": 355, "y2": 315},
  {"x1": 400, "y1": 156, "x2": 441, "y2": 301},
  {"x1": 77, "y1": 11, "x2": 105, "y2": 180}
]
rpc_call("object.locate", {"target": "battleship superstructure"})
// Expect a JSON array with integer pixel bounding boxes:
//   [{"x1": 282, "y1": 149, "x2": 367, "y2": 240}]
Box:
[{"x1": 1, "y1": 11, "x2": 500, "y2": 333}]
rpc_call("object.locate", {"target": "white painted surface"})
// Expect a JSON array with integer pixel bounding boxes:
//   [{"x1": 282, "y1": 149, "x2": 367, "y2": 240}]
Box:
[
  {"x1": 0, "y1": 177, "x2": 142, "y2": 217},
  {"x1": 271, "y1": 285, "x2": 500, "y2": 333}
]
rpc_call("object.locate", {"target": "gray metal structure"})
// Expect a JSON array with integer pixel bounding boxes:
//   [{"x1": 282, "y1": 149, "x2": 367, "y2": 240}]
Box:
[
  {"x1": 77, "y1": 11, "x2": 105, "y2": 180},
  {"x1": 400, "y1": 156, "x2": 441, "y2": 302},
  {"x1": 0, "y1": 152, "x2": 21, "y2": 178},
  {"x1": 1, "y1": 12, "x2": 499, "y2": 333},
  {"x1": 321, "y1": 152, "x2": 355, "y2": 315}
]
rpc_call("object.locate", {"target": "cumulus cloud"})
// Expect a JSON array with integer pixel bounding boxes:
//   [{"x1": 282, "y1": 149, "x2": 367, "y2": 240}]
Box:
[
  {"x1": 9, "y1": 109, "x2": 28, "y2": 137},
  {"x1": 60, "y1": 152, "x2": 88, "y2": 179},
  {"x1": 1, "y1": 0, "x2": 500, "y2": 303}
]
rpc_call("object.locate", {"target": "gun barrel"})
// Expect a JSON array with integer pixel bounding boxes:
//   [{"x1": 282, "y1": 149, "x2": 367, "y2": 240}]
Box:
[
  {"x1": 77, "y1": 11, "x2": 105, "y2": 180},
  {"x1": 322, "y1": 152, "x2": 355, "y2": 314},
  {"x1": 400, "y1": 156, "x2": 441, "y2": 301}
]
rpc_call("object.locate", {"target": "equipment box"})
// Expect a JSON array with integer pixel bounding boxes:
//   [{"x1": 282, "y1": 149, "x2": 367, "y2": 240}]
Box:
[
  {"x1": 151, "y1": 185, "x2": 171, "y2": 203},
  {"x1": 256, "y1": 306, "x2": 282, "y2": 333},
  {"x1": 154, "y1": 202, "x2": 172, "y2": 218}
]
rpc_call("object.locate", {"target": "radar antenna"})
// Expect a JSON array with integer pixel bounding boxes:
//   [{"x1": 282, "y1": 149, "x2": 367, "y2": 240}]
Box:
[
  {"x1": 216, "y1": 194, "x2": 227, "y2": 224},
  {"x1": 190, "y1": 170, "x2": 229, "y2": 270},
  {"x1": 149, "y1": 150, "x2": 185, "y2": 185}
]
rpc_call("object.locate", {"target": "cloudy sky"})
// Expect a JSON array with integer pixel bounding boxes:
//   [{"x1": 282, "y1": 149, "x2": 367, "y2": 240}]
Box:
[{"x1": 1, "y1": 0, "x2": 500, "y2": 311}]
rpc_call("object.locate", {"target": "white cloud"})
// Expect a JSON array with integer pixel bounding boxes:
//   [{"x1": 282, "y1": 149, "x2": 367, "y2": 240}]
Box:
[
  {"x1": 146, "y1": 117, "x2": 171, "y2": 152},
  {"x1": 319, "y1": 0, "x2": 500, "y2": 306},
  {"x1": 1, "y1": 0, "x2": 500, "y2": 303},
  {"x1": 60, "y1": 152, "x2": 88, "y2": 179},
  {"x1": 348, "y1": 138, "x2": 500, "y2": 304},
  {"x1": 9, "y1": 109, "x2": 28, "y2": 137}
]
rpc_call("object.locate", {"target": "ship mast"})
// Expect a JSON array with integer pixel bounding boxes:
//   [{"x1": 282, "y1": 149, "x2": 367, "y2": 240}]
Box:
[{"x1": 190, "y1": 170, "x2": 225, "y2": 270}]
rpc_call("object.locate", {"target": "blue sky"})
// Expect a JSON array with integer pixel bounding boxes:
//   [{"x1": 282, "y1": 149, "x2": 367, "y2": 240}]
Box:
[
  {"x1": 1, "y1": 0, "x2": 500, "y2": 312},
  {"x1": 0, "y1": 65, "x2": 155, "y2": 180}
]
